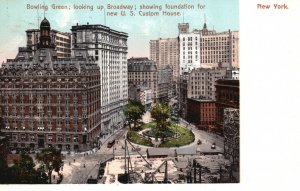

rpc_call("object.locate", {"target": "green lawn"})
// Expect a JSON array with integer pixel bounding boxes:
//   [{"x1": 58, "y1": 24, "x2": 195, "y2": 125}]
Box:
[
  {"x1": 159, "y1": 124, "x2": 195, "y2": 147},
  {"x1": 127, "y1": 122, "x2": 194, "y2": 148},
  {"x1": 141, "y1": 121, "x2": 156, "y2": 129},
  {"x1": 127, "y1": 131, "x2": 154, "y2": 147}
]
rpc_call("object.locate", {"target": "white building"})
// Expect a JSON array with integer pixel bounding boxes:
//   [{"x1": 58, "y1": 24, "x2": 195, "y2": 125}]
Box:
[
  {"x1": 71, "y1": 23, "x2": 128, "y2": 136},
  {"x1": 225, "y1": 68, "x2": 240, "y2": 80},
  {"x1": 178, "y1": 25, "x2": 201, "y2": 74},
  {"x1": 178, "y1": 22, "x2": 239, "y2": 75}
]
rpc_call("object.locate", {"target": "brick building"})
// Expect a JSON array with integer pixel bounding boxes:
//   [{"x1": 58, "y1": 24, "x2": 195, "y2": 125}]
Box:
[
  {"x1": 26, "y1": 29, "x2": 71, "y2": 59},
  {"x1": 186, "y1": 99, "x2": 216, "y2": 131},
  {"x1": 0, "y1": 18, "x2": 101, "y2": 151},
  {"x1": 215, "y1": 79, "x2": 239, "y2": 133}
]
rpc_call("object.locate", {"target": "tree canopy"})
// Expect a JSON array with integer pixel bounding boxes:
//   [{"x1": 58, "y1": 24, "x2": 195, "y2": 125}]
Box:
[
  {"x1": 0, "y1": 154, "x2": 47, "y2": 184},
  {"x1": 36, "y1": 147, "x2": 63, "y2": 184},
  {"x1": 124, "y1": 101, "x2": 145, "y2": 130},
  {"x1": 150, "y1": 102, "x2": 171, "y2": 130}
]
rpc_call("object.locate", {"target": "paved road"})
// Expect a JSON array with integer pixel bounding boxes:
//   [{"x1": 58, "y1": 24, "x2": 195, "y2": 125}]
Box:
[{"x1": 179, "y1": 118, "x2": 224, "y2": 150}]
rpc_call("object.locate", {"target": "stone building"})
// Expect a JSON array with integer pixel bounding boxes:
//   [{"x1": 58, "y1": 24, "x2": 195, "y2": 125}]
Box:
[
  {"x1": 187, "y1": 67, "x2": 228, "y2": 100},
  {"x1": 71, "y1": 23, "x2": 128, "y2": 136},
  {"x1": 128, "y1": 57, "x2": 172, "y2": 103},
  {"x1": 150, "y1": 38, "x2": 179, "y2": 97},
  {"x1": 26, "y1": 28, "x2": 71, "y2": 58},
  {"x1": 150, "y1": 38, "x2": 179, "y2": 83},
  {"x1": 128, "y1": 84, "x2": 152, "y2": 110},
  {"x1": 0, "y1": 18, "x2": 101, "y2": 151},
  {"x1": 179, "y1": 22, "x2": 239, "y2": 72}
]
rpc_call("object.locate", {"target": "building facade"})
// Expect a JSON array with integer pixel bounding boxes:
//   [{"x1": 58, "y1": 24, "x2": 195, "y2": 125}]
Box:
[
  {"x1": 178, "y1": 74, "x2": 188, "y2": 119},
  {"x1": 215, "y1": 79, "x2": 239, "y2": 133},
  {"x1": 178, "y1": 22, "x2": 239, "y2": 73},
  {"x1": 128, "y1": 57, "x2": 172, "y2": 103},
  {"x1": 0, "y1": 18, "x2": 101, "y2": 151},
  {"x1": 71, "y1": 24, "x2": 128, "y2": 136},
  {"x1": 150, "y1": 38, "x2": 179, "y2": 97},
  {"x1": 150, "y1": 38, "x2": 179, "y2": 83},
  {"x1": 186, "y1": 99, "x2": 216, "y2": 130},
  {"x1": 187, "y1": 67, "x2": 227, "y2": 100},
  {"x1": 26, "y1": 29, "x2": 71, "y2": 58},
  {"x1": 128, "y1": 84, "x2": 152, "y2": 110},
  {"x1": 179, "y1": 28, "x2": 201, "y2": 74}
]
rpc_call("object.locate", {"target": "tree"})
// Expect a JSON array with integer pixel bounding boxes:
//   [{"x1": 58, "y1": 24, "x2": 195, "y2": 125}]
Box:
[
  {"x1": 0, "y1": 156, "x2": 10, "y2": 184},
  {"x1": 0, "y1": 154, "x2": 48, "y2": 184},
  {"x1": 150, "y1": 103, "x2": 171, "y2": 141},
  {"x1": 150, "y1": 103, "x2": 171, "y2": 129},
  {"x1": 11, "y1": 154, "x2": 48, "y2": 184},
  {"x1": 124, "y1": 101, "x2": 145, "y2": 130},
  {"x1": 36, "y1": 147, "x2": 63, "y2": 183}
]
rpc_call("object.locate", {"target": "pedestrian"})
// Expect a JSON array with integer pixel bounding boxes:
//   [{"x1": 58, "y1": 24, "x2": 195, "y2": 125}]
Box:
[
  {"x1": 53, "y1": 175, "x2": 55, "y2": 180},
  {"x1": 83, "y1": 164, "x2": 85, "y2": 168},
  {"x1": 74, "y1": 159, "x2": 75, "y2": 163}
]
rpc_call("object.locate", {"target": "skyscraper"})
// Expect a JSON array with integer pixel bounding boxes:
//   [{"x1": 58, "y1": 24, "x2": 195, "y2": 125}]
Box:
[
  {"x1": 71, "y1": 24, "x2": 128, "y2": 135},
  {"x1": 150, "y1": 38, "x2": 179, "y2": 83},
  {"x1": 179, "y1": 22, "x2": 239, "y2": 74}
]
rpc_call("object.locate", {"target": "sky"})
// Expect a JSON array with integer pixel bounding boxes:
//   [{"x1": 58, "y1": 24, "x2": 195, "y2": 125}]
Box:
[{"x1": 0, "y1": 0, "x2": 239, "y2": 63}]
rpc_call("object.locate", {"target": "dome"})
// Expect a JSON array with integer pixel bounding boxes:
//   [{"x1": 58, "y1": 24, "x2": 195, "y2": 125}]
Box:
[{"x1": 40, "y1": 18, "x2": 50, "y2": 27}]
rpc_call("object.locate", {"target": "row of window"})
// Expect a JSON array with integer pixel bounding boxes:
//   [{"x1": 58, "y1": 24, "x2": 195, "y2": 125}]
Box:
[{"x1": 11, "y1": 134, "x2": 78, "y2": 143}]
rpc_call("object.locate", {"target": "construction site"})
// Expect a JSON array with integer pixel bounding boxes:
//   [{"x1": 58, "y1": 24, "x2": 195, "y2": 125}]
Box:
[{"x1": 97, "y1": 140, "x2": 235, "y2": 184}]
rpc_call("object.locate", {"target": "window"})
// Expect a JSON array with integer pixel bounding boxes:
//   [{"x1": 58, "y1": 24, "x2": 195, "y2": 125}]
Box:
[
  {"x1": 21, "y1": 134, "x2": 26, "y2": 141},
  {"x1": 66, "y1": 135, "x2": 70, "y2": 142},
  {"x1": 47, "y1": 135, "x2": 52, "y2": 142},
  {"x1": 73, "y1": 135, "x2": 78, "y2": 143},
  {"x1": 57, "y1": 135, "x2": 63, "y2": 142},
  {"x1": 30, "y1": 135, "x2": 35, "y2": 142}
]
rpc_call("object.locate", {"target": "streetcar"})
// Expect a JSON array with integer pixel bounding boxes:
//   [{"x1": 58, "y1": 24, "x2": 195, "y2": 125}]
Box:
[{"x1": 107, "y1": 139, "x2": 115, "y2": 148}]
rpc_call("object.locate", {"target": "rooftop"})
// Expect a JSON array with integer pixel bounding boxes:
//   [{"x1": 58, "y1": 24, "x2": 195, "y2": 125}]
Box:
[{"x1": 147, "y1": 148, "x2": 175, "y2": 157}]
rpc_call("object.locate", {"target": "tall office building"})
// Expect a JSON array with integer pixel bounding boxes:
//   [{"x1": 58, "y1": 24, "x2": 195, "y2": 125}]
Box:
[
  {"x1": 179, "y1": 22, "x2": 239, "y2": 74},
  {"x1": 179, "y1": 29, "x2": 201, "y2": 74},
  {"x1": 150, "y1": 38, "x2": 179, "y2": 83},
  {"x1": 71, "y1": 24, "x2": 128, "y2": 136},
  {"x1": 26, "y1": 28, "x2": 71, "y2": 58},
  {"x1": 0, "y1": 18, "x2": 101, "y2": 151}
]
